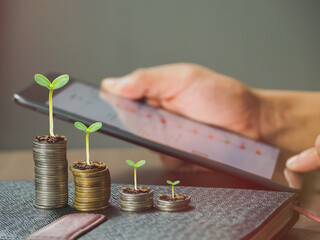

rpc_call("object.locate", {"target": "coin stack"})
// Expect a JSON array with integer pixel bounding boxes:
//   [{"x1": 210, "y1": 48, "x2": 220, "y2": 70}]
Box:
[
  {"x1": 120, "y1": 190, "x2": 154, "y2": 211},
  {"x1": 70, "y1": 164, "x2": 111, "y2": 211},
  {"x1": 33, "y1": 138, "x2": 68, "y2": 209},
  {"x1": 156, "y1": 195, "x2": 190, "y2": 212}
]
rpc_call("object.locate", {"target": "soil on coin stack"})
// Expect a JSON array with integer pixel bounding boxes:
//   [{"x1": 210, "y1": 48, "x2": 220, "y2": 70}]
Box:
[
  {"x1": 35, "y1": 134, "x2": 67, "y2": 143},
  {"x1": 72, "y1": 161, "x2": 106, "y2": 170},
  {"x1": 122, "y1": 186, "x2": 151, "y2": 194},
  {"x1": 159, "y1": 193, "x2": 188, "y2": 201}
]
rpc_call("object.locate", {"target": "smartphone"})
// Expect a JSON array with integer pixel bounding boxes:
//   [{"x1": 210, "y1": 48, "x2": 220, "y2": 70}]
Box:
[{"x1": 13, "y1": 74, "x2": 298, "y2": 192}]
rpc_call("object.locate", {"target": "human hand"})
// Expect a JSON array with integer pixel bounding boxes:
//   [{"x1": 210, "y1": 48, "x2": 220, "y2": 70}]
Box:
[
  {"x1": 101, "y1": 63, "x2": 261, "y2": 140},
  {"x1": 101, "y1": 63, "x2": 320, "y2": 175},
  {"x1": 284, "y1": 135, "x2": 320, "y2": 188}
]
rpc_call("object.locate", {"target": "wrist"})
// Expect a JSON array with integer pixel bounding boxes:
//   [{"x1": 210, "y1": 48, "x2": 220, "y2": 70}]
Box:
[
  {"x1": 254, "y1": 89, "x2": 287, "y2": 147},
  {"x1": 254, "y1": 89, "x2": 320, "y2": 152}
]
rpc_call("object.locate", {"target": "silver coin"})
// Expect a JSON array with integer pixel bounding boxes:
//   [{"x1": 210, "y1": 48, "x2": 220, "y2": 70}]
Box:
[
  {"x1": 120, "y1": 203, "x2": 153, "y2": 212},
  {"x1": 35, "y1": 198, "x2": 67, "y2": 202},
  {"x1": 120, "y1": 195, "x2": 153, "y2": 202},
  {"x1": 35, "y1": 190, "x2": 68, "y2": 194},
  {"x1": 35, "y1": 182, "x2": 68, "y2": 187},
  {"x1": 35, "y1": 187, "x2": 67, "y2": 191},
  {"x1": 35, "y1": 198, "x2": 68, "y2": 202},
  {"x1": 35, "y1": 184, "x2": 68, "y2": 189},
  {"x1": 120, "y1": 191, "x2": 153, "y2": 200},
  {"x1": 35, "y1": 168, "x2": 67, "y2": 173},
  {"x1": 36, "y1": 190, "x2": 65, "y2": 194},
  {"x1": 120, "y1": 200, "x2": 153, "y2": 209},
  {"x1": 35, "y1": 200, "x2": 67, "y2": 204},
  {"x1": 36, "y1": 176, "x2": 68, "y2": 179}
]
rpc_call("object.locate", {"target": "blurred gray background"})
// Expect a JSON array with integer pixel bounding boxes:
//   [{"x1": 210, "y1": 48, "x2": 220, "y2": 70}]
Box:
[{"x1": 1, "y1": 0, "x2": 319, "y2": 150}]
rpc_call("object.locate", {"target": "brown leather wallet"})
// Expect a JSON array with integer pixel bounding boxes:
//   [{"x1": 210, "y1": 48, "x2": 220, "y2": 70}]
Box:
[{"x1": 27, "y1": 213, "x2": 107, "y2": 240}]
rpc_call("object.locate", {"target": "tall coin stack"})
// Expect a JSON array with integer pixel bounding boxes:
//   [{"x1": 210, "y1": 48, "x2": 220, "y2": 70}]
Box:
[
  {"x1": 70, "y1": 163, "x2": 111, "y2": 211},
  {"x1": 33, "y1": 138, "x2": 68, "y2": 209},
  {"x1": 120, "y1": 190, "x2": 154, "y2": 211}
]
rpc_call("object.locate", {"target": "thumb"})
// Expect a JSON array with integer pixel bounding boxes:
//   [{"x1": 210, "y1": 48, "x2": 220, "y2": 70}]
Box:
[
  {"x1": 101, "y1": 75, "x2": 145, "y2": 100},
  {"x1": 316, "y1": 134, "x2": 320, "y2": 156},
  {"x1": 286, "y1": 147, "x2": 320, "y2": 172},
  {"x1": 101, "y1": 64, "x2": 196, "y2": 100}
]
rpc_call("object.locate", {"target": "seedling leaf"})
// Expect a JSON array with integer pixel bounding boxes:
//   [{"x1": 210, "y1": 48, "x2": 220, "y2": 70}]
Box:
[
  {"x1": 34, "y1": 74, "x2": 51, "y2": 89},
  {"x1": 74, "y1": 122, "x2": 88, "y2": 132},
  {"x1": 34, "y1": 73, "x2": 69, "y2": 137},
  {"x1": 173, "y1": 180, "x2": 180, "y2": 185},
  {"x1": 167, "y1": 179, "x2": 180, "y2": 198},
  {"x1": 126, "y1": 160, "x2": 135, "y2": 167},
  {"x1": 136, "y1": 160, "x2": 146, "y2": 168},
  {"x1": 52, "y1": 74, "x2": 69, "y2": 90},
  {"x1": 88, "y1": 122, "x2": 102, "y2": 133}
]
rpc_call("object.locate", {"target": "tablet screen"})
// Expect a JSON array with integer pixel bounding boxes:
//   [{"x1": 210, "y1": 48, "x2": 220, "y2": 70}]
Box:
[{"x1": 52, "y1": 81, "x2": 279, "y2": 179}]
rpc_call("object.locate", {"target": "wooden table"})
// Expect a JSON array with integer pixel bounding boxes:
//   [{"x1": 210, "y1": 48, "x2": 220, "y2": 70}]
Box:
[{"x1": 1, "y1": 148, "x2": 319, "y2": 239}]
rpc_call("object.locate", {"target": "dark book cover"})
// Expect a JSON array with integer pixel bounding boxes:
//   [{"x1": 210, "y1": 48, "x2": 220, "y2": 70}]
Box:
[{"x1": 0, "y1": 181, "x2": 298, "y2": 240}]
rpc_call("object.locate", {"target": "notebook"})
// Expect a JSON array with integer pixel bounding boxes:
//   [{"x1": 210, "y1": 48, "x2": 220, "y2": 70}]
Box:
[{"x1": 0, "y1": 181, "x2": 298, "y2": 240}]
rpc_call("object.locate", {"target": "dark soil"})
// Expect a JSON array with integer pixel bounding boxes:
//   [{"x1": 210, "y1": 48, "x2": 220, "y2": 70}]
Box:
[
  {"x1": 35, "y1": 134, "x2": 66, "y2": 143},
  {"x1": 122, "y1": 186, "x2": 151, "y2": 194},
  {"x1": 72, "y1": 161, "x2": 106, "y2": 170},
  {"x1": 159, "y1": 193, "x2": 189, "y2": 201}
]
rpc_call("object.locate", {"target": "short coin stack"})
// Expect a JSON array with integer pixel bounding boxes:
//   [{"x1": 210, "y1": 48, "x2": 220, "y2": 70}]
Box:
[
  {"x1": 156, "y1": 195, "x2": 191, "y2": 212},
  {"x1": 70, "y1": 164, "x2": 111, "y2": 211},
  {"x1": 120, "y1": 190, "x2": 154, "y2": 211},
  {"x1": 33, "y1": 138, "x2": 68, "y2": 209}
]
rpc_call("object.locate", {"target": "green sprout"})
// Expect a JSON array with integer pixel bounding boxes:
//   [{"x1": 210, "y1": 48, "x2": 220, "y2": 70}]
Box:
[
  {"x1": 126, "y1": 160, "x2": 146, "y2": 190},
  {"x1": 74, "y1": 122, "x2": 102, "y2": 165},
  {"x1": 166, "y1": 180, "x2": 180, "y2": 198},
  {"x1": 34, "y1": 74, "x2": 69, "y2": 137}
]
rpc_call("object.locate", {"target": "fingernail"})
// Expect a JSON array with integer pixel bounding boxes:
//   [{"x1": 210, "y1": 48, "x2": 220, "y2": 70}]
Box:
[
  {"x1": 102, "y1": 78, "x2": 118, "y2": 87},
  {"x1": 283, "y1": 169, "x2": 293, "y2": 188},
  {"x1": 316, "y1": 135, "x2": 320, "y2": 157},
  {"x1": 286, "y1": 155, "x2": 299, "y2": 169},
  {"x1": 102, "y1": 78, "x2": 122, "y2": 94},
  {"x1": 300, "y1": 148, "x2": 312, "y2": 158}
]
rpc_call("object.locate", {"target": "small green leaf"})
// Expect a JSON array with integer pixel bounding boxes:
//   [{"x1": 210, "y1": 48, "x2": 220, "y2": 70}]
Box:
[
  {"x1": 173, "y1": 180, "x2": 180, "y2": 186},
  {"x1": 34, "y1": 74, "x2": 51, "y2": 89},
  {"x1": 74, "y1": 122, "x2": 88, "y2": 132},
  {"x1": 52, "y1": 74, "x2": 69, "y2": 90},
  {"x1": 136, "y1": 160, "x2": 146, "y2": 168},
  {"x1": 166, "y1": 180, "x2": 173, "y2": 185},
  {"x1": 126, "y1": 160, "x2": 135, "y2": 167},
  {"x1": 88, "y1": 122, "x2": 102, "y2": 133}
]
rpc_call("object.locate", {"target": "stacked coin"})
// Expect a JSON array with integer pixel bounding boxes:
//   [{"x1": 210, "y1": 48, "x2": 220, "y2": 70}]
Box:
[
  {"x1": 156, "y1": 195, "x2": 190, "y2": 212},
  {"x1": 70, "y1": 164, "x2": 111, "y2": 211},
  {"x1": 33, "y1": 138, "x2": 68, "y2": 209},
  {"x1": 120, "y1": 190, "x2": 153, "y2": 211}
]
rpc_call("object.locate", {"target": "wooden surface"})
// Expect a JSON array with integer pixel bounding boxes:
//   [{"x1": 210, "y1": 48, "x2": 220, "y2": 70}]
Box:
[{"x1": 1, "y1": 148, "x2": 319, "y2": 239}]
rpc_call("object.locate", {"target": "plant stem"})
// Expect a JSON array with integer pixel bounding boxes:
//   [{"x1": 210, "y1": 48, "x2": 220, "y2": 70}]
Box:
[
  {"x1": 49, "y1": 89, "x2": 54, "y2": 137},
  {"x1": 172, "y1": 184, "x2": 174, "y2": 198},
  {"x1": 86, "y1": 132, "x2": 90, "y2": 165},
  {"x1": 134, "y1": 167, "x2": 137, "y2": 190}
]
